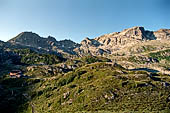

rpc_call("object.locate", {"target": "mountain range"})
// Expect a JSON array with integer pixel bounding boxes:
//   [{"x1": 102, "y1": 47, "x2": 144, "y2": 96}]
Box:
[{"x1": 2, "y1": 26, "x2": 170, "y2": 57}]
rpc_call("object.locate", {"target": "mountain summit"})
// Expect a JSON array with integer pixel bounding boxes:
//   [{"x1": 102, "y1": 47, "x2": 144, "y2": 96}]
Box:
[{"x1": 8, "y1": 32, "x2": 80, "y2": 55}]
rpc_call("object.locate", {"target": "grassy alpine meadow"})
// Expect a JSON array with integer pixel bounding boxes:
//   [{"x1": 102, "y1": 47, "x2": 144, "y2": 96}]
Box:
[{"x1": 1, "y1": 61, "x2": 169, "y2": 113}]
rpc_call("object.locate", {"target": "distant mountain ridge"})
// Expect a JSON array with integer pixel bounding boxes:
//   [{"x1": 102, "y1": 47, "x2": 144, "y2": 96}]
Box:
[
  {"x1": 5, "y1": 26, "x2": 170, "y2": 56},
  {"x1": 8, "y1": 32, "x2": 80, "y2": 55}
]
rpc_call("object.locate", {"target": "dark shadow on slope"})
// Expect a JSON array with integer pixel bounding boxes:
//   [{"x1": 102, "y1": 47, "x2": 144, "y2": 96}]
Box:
[
  {"x1": 130, "y1": 68, "x2": 159, "y2": 73},
  {"x1": 0, "y1": 78, "x2": 28, "y2": 113},
  {"x1": 150, "y1": 76, "x2": 162, "y2": 81},
  {"x1": 0, "y1": 70, "x2": 40, "y2": 113},
  {"x1": 145, "y1": 30, "x2": 157, "y2": 40}
]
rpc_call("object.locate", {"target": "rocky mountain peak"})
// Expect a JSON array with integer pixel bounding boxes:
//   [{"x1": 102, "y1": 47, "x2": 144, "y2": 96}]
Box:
[
  {"x1": 47, "y1": 36, "x2": 57, "y2": 42},
  {"x1": 6, "y1": 31, "x2": 81, "y2": 55},
  {"x1": 8, "y1": 32, "x2": 41, "y2": 43},
  {"x1": 122, "y1": 26, "x2": 145, "y2": 32},
  {"x1": 119, "y1": 26, "x2": 148, "y2": 40},
  {"x1": 8, "y1": 32, "x2": 47, "y2": 48},
  {"x1": 81, "y1": 37, "x2": 92, "y2": 45},
  {"x1": 81, "y1": 37, "x2": 101, "y2": 47}
]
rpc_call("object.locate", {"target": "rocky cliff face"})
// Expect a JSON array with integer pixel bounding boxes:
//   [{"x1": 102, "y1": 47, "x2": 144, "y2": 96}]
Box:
[
  {"x1": 95, "y1": 26, "x2": 155, "y2": 46},
  {"x1": 6, "y1": 27, "x2": 170, "y2": 57}
]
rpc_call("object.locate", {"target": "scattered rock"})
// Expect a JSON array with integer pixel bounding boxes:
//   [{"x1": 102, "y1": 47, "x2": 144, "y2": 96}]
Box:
[
  {"x1": 63, "y1": 91, "x2": 70, "y2": 99},
  {"x1": 104, "y1": 91, "x2": 116, "y2": 101},
  {"x1": 67, "y1": 99, "x2": 73, "y2": 105}
]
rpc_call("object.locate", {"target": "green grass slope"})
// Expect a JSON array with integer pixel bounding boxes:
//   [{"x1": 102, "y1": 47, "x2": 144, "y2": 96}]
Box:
[{"x1": 3, "y1": 62, "x2": 168, "y2": 113}]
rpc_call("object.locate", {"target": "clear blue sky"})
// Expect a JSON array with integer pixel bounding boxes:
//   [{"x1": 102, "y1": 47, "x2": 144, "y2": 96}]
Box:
[{"x1": 0, "y1": 0, "x2": 169, "y2": 42}]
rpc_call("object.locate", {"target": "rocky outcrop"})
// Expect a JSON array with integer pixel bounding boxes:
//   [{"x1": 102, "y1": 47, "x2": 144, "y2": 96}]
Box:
[{"x1": 74, "y1": 38, "x2": 107, "y2": 56}]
